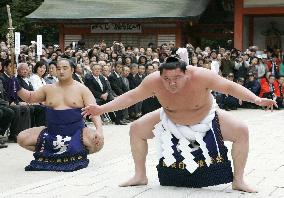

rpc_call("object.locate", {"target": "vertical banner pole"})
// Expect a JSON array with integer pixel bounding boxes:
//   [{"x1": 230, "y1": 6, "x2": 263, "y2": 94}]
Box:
[
  {"x1": 37, "y1": 35, "x2": 42, "y2": 61},
  {"x1": 15, "y1": 32, "x2": 20, "y2": 68}
]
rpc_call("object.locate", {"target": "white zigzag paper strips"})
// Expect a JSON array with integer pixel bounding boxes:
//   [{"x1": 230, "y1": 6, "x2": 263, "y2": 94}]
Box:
[{"x1": 153, "y1": 96, "x2": 219, "y2": 173}]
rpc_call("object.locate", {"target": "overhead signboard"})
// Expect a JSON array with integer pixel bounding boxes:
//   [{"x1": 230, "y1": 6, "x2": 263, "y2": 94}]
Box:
[
  {"x1": 91, "y1": 23, "x2": 142, "y2": 33},
  {"x1": 244, "y1": 0, "x2": 284, "y2": 7}
]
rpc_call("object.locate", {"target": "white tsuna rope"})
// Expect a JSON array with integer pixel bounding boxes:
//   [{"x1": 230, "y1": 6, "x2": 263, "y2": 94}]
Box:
[{"x1": 153, "y1": 97, "x2": 220, "y2": 173}]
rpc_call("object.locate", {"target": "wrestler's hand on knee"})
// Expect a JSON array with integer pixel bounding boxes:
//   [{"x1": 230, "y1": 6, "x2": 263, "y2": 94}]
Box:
[
  {"x1": 82, "y1": 104, "x2": 102, "y2": 118},
  {"x1": 93, "y1": 129, "x2": 104, "y2": 152}
]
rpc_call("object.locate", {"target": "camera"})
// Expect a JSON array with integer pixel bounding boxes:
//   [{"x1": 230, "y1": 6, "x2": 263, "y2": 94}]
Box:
[{"x1": 113, "y1": 42, "x2": 123, "y2": 55}]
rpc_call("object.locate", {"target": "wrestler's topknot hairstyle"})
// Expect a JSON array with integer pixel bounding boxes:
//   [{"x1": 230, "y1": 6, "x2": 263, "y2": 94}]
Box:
[
  {"x1": 57, "y1": 58, "x2": 76, "y2": 69},
  {"x1": 158, "y1": 57, "x2": 187, "y2": 75}
]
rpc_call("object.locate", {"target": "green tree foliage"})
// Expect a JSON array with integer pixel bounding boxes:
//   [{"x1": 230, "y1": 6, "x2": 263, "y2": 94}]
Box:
[{"x1": 0, "y1": 0, "x2": 58, "y2": 45}]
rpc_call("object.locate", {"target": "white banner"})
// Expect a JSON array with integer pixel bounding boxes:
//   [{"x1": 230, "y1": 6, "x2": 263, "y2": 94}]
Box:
[
  {"x1": 91, "y1": 23, "x2": 142, "y2": 33},
  {"x1": 14, "y1": 32, "x2": 20, "y2": 55},
  {"x1": 37, "y1": 35, "x2": 42, "y2": 55}
]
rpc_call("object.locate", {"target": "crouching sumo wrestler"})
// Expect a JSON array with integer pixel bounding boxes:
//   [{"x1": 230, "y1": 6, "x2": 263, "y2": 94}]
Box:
[
  {"x1": 14, "y1": 59, "x2": 104, "y2": 171},
  {"x1": 82, "y1": 56, "x2": 276, "y2": 192}
]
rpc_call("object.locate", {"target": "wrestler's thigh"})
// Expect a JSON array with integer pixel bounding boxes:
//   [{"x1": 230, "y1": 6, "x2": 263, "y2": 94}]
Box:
[
  {"x1": 130, "y1": 108, "x2": 161, "y2": 140},
  {"x1": 17, "y1": 126, "x2": 46, "y2": 145},
  {"x1": 217, "y1": 109, "x2": 248, "y2": 142}
]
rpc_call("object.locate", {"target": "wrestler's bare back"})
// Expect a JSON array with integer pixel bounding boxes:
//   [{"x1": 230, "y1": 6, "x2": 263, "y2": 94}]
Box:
[
  {"x1": 43, "y1": 80, "x2": 88, "y2": 110},
  {"x1": 148, "y1": 66, "x2": 213, "y2": 125}
]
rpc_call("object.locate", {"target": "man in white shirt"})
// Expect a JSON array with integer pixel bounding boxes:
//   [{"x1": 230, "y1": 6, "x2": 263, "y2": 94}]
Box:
[{"x1": 210, "y1": 50, "x2": 220, "y2": 74}]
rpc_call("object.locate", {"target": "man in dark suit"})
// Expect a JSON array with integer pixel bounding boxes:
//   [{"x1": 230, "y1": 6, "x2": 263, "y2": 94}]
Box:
[
  {"x1": 127, "y1": 63, "x2": 140, "y2": 90},
  {"x1": 85, "y1": 63, "x2": 120, "y2": 124},
  {"x1": 127, "y1": 63, "x2": 141, "y2": 119},
  {"x1": 17, "y1": 63, "x2": 45, "y2": 127},
  {"x1": 121, "y1": 66, "x2": 130, "y2": 90},
  {"x1": 73, "y1": 63, "x2": 85, "y2": 84},
  {"x1": 0, "y1": 78, "x2": 14, "y2": 148},
  {"x1": 85, "y1": 64, "x2": 113, "y2": 105},
  {"x1": 17, "y1": 64, "x2": 34, "y2": 91},
  {"x1": 0, "y1": 60, "x2": 31, "y2": 142},
  {"x1": 134, "y1": 65, "x2": 146, "y2": 117},
  {"x1": 108, "y1": 61, "x2": 129, "y2": 125},
  {"x1": 121, "y1": 66, "x2": 131, "y2": 121},
  {"x1": 101, "y1": 65, "x2": 117, "y2": 100},
  {"x1": 109, "y1": 61, "x2": 128, "y2": 96}
]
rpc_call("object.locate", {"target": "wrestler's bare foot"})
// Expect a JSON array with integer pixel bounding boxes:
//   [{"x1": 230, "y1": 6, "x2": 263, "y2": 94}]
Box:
[
  {"x1": 119, "y1": 175, "x2": 148, "y2": 187},
  {"x1": 232, "y1": 180, "x2": 258, "y2": 193}
]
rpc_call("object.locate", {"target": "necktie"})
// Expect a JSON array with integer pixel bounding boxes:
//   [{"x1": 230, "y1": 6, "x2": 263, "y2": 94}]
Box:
[
  {"x1": 78, "y1": 75, "x2": 83, "y2": 83},
  {"x1": 28, "y1": 81, "x2": 33, "y2": 90},
  {"x1": 96, "y1": 77, "x2": 103, "y2": 91}
]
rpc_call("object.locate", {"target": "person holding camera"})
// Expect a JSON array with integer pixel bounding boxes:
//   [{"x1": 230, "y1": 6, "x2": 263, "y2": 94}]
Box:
[
  {"x1": 112, "y1": 41, "x2": 125, "y2": 56},
  {"x1": 220, "y1": 51, "x2": 235, "y2": 77},
  {"x1": 234, "y1": 54, "x2": 249, "y2": 80}
]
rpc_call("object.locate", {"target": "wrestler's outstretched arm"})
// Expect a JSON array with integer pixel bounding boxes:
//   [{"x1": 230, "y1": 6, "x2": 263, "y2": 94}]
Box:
[
  {"x1": 82, "y1": 74, "x2": 155, "y2": 117},
  {"x1": 17, "y1": 85, "x2": 46, "y2": 104},
  {"x1": 200, "y1": 68, "x2": 277, "y2": 110}
]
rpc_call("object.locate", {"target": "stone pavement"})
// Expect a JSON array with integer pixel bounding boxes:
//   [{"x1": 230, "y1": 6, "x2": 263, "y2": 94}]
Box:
[{"x1": 0, "y1": 109, "x2": 284, "y2": 198}]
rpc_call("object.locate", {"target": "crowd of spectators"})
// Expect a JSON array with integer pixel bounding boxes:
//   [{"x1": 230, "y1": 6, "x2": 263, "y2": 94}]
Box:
[{"x1": 0, "y1": 39, "x2": 283, "y2": 148}]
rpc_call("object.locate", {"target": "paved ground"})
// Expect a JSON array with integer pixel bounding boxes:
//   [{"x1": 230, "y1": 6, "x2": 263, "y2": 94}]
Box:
[{"x1": 0, "y1": 109, "x2": 284, "y2": 198}]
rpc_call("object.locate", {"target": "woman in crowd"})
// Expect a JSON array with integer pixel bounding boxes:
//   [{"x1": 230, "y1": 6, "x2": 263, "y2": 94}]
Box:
[{"x1": 29, "y1": 60, "x2": 47, "y2": 90}]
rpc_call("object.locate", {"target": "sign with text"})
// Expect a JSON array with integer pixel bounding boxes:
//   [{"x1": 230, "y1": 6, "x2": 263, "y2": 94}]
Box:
[
  {"x1": 37, "y1": 35, "x2": 42, "y2": 55},
  {"x1": 14, "y1": 32, "x2": 20, "y2": 55},
  {"x1": 91, "y1": 23, "x2": 142, "y2": 33}
]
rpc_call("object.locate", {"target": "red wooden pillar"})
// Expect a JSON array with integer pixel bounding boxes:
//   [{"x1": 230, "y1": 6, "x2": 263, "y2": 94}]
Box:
[
  {"x1": 234, "y1": 0, "x2": 244, "y2": 50},
  {"x1": 59, "y1": 24, "x2": 64, "y2": 50},
  {"x1": 248, "y1": 16, "x2": 254, "y2": 47},
  {"x1": 176, "y1": 22, "x2": 182, "y2": 47}
]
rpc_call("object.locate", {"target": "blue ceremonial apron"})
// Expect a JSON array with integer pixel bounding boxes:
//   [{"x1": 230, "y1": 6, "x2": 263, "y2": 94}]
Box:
[
  {"x1": 25, "y1": 107, "x2": 89, "y2": 172},
  {"x1": 156, "y1": 113, "x2": 233, "y2": 187}
]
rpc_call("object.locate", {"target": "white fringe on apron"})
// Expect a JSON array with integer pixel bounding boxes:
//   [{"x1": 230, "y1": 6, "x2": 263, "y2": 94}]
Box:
[{"x1": 153, "y1": 97, "x2": 220, "y2": 173}]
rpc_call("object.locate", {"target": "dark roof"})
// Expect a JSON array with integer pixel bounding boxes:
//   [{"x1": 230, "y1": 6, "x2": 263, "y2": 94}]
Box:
[{"x1": 26, "y1": 0, "x2": 209, "y2": 22}]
